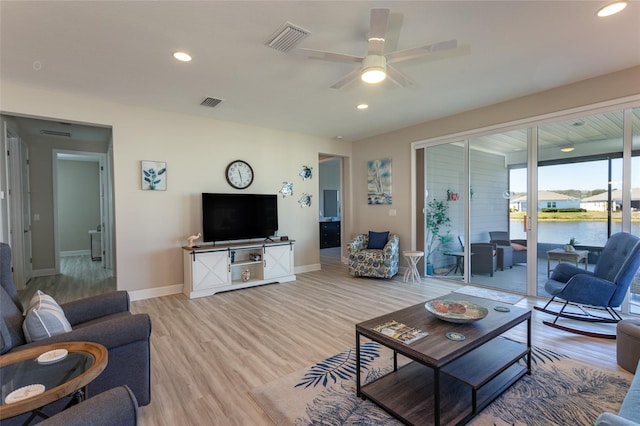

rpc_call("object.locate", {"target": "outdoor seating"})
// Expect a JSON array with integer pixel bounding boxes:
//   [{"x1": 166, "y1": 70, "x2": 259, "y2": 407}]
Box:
[
  {"x1": 489, "y1": 231, "x2": 526, "y2": 265},
  {"x1": 534, "y1": 232, "x2": 640, "y2": 339},
  {"x1": 470, "y1": 243, "x2": 498, "y2": 277}
]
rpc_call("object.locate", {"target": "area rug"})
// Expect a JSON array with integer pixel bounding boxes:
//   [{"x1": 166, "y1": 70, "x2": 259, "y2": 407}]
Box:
[
  {"x1": 250, "y1": 340, "x2": 631, "y2": 426},
  {"x1": 454, "y1": 285, "x2": 524, "y2": 304}
]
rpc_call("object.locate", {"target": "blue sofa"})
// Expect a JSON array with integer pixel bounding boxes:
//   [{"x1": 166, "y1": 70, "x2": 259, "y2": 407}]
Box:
[
  {"x1": 595, "y1": 360, "x2": 640, "y2": 425},
  {"x1": 0, "y1": 242, "x2": 151, "y2": 424}
]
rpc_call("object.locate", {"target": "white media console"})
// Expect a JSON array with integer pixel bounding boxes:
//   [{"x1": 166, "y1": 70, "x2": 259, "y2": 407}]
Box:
[{"x1": 182, "y1": 240, "x2": 295, "y2": 299}]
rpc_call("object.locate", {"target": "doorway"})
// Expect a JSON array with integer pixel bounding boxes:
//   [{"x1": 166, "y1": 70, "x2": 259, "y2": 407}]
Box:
[
  {"x1": 1, "y1": 114, "x2": 115, "y2": 300},
  {"x1": 319, "y1": 155, "x2": 344, "y2": 266}
]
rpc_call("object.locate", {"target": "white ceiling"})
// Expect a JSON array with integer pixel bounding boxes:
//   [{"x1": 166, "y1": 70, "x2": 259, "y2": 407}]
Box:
[{"x1": 1, "y1": 1, "x2": 639, "y2": 142}]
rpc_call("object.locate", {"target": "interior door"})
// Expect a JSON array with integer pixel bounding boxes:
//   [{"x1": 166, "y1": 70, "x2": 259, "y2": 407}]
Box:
[
  {"x1": 6, "y1": 133, "x2": 26, "y2": 289},
  {"x1": 20, "y1": 140, "x2": 32, "y2": 283}
]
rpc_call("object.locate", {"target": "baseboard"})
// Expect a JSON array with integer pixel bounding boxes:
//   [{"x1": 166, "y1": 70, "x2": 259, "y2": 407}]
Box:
[
  {"x1": 31, "y1": 268, "x2": 57, "y2": 277},
  {"x1": 61, "y1": 250, "x2": 91, "y2": 257},
  {"x1": 128, "y1": 263, "x2": 320, "y2": 301},
  {"x1": 128, "y1": 284, "x2": 183, "y2": 301},
  {"x1": 295, "y1": 264, "x2": 320, "y2": 274}
]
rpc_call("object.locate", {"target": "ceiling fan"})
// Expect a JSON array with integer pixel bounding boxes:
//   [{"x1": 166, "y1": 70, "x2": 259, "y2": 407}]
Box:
[{"x1": 298, "y1": 8, "x2": 459, "y2": 90}]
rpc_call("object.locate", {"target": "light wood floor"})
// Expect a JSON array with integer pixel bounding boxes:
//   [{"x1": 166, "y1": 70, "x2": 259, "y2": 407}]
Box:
[
  {"x1": 19, "y1": 255, "x2": 116, "y2": 306},
  {"x1": 22, "y1": 251, "x2": 625, "y2": 424}
]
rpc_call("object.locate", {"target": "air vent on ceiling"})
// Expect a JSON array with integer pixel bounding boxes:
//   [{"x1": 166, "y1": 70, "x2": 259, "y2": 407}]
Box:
[
  {"x1": 200, "y1": 97, "x2": 223, "y2": 108},
  {"x1": 265, "y1": 22, "x2": 310, "y2": 52},
  {"x1": 41, "y1": 130, "x2": 71, "y2": 138}
]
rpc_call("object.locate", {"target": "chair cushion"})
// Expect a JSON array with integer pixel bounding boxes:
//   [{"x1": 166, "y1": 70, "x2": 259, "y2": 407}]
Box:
[
  {"x1": 511, "y1": 242, "x2": 527, "y2": 251},
  {"x1": 22, "y1": 291, "x2": 72, "y2": 343},
  {"x1": 367, "y1": 231, "x2": 389, "y2": 249}
]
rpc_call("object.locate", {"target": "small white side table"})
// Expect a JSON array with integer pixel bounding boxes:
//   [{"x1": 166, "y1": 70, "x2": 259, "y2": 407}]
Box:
[{"x1": 403, "y1": 250, "x2": 424, "y2": 283}]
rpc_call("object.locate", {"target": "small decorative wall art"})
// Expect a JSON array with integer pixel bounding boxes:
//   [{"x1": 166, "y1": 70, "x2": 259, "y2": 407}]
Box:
[
  {"x1": 298, "y1": 193, "x2": 312, "y2": 208},
  {"x1": 279, "y1": 182, "x2": 293, "y2": 198},
  {"x1": 299, "y1": 165, "x2": 313, "y2": 180},
  {"x1": 141, "y1": 161, "x2": 167, "y2": 191},
  {"x1": 367, "y1": 158, "x2": 392, "y2": 205}
]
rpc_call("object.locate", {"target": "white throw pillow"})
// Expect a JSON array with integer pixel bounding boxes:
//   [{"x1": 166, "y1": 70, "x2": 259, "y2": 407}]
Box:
[{"x1": 22, "y1": 290, "x2": 72, "y2": 342}]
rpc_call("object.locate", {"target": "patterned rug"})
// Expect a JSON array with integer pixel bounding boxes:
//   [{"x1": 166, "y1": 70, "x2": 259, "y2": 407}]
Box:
[
  {"x1": 454, "y1": 285, "x2": 524, "y2": 304},
  {"x1": 250, "y1": 341, "x2": 632, "y2": 426}
]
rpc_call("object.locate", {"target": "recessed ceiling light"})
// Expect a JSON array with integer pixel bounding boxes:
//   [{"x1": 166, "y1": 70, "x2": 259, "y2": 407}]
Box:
[
  {"x1": 173, "y1": 51, "x2": 192, "y2": 62},
  {"x1": 560, "y1": 145, "x2": 575, "y2": 153},
  {"x1": 356, "y1": 104, "x2": 369, "y2": 110},
  {"x1": 596, "y1": 1, "x2": 628, "y2": 17}
]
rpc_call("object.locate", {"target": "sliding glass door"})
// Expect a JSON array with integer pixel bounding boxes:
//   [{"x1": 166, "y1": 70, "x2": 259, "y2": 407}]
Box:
[
  {"x1": 468, "y1": 130, "x2": 527, "y2": 294},
  {"x1": 419, "y1": 104, "x2": 639, "y2": 314},
  {"x1": 536, "y1": 111, "x2": 625, "y2": 296}
]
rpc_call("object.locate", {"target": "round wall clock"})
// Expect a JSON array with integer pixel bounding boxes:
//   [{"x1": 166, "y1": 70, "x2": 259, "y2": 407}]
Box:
[{"x1": 225, "y1": 160, "x2": 254, "y2": 189}]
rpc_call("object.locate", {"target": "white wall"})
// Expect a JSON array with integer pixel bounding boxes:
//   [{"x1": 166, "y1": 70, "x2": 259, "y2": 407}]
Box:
[
  {"x1": 351, "y1": 66, "x2": 640, "y2": 257},
  {"x1": 0, "y1": 82, "x2": 351, "y2": 294},
  {"x1": 58, "y1": 160, "x2": 100, "y2": 252}
]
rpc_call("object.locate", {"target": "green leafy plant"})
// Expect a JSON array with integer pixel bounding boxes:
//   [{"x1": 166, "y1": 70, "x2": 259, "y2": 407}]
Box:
[
  {"x1": 425, "y1": 198, "x2": 452, "y2": 264},
  {"x1": 568, "y1": 237, "x2": 579, "y2": 246}
]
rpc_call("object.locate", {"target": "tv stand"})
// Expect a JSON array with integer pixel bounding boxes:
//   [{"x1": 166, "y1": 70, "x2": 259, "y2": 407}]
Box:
[{"x1": 182, "y1": 240, "x2": 295, "y2": 299}]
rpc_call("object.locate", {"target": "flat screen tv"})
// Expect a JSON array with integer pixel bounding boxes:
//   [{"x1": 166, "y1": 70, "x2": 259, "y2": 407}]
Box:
[{"x1": 202, "y1": 193, "x2": 278, "y2": 243}]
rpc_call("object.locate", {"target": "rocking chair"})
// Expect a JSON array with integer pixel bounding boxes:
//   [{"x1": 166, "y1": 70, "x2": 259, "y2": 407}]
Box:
[{"x1": 534, "y1": 232, "x2": 640, "y2": 339}]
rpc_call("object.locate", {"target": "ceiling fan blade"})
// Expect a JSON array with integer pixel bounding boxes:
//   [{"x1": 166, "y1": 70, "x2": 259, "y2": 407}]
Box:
[
  {"x1": 297, "y1": 48, "x2": 363, "y2": 64},
  {"x1": 330, "y1": 68, "x2": 361, "y2": 90},
  {"x1": 386, "y1": 39, "x2": 458, "y2": 64},
  {"x1": 367, "y1": 8, "x2": 390, "y2": 56},
  {"x1": 386, "y1": 65, "x2": 415, "y2": 88}
]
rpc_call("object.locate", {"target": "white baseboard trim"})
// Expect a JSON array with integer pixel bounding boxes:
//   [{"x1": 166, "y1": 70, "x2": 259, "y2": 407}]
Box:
[
  {"x1": 31, "y1": 268, "x2": 58, "y2": 277},
  {"x1": 128, "y1": 263, "x2": 321, "y2": 302},
  {"x1": 295, "y1": 264, "x2": 320, "y2": 274},
  {"x1": 129, "y1": 284, "x2": 183, "y2": 301},
  {"x1": 61, "y1": 250, "x2": 91, "y2": 257}
]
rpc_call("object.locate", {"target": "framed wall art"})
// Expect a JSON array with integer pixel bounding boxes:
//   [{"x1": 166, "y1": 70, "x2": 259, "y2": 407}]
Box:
[
  {"x1": 367, "y1": 158, "x2": 392, "y2": 205},
  {"x1": 141, "y1": 160, "x2": 167, "y2": 191}
]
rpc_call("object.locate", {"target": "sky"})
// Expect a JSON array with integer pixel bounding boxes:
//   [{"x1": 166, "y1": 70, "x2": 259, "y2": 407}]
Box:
[{"x1": 510, "y1": 157, "x2": 640, "y2": 193}]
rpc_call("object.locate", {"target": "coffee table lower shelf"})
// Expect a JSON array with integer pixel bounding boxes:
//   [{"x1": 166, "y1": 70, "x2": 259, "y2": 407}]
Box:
[{"x1": 359, "y1": 338, "x2": 529, "y2": 425}]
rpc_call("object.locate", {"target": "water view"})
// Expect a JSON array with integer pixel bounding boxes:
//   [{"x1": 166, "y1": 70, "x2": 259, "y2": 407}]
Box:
[{"x1": 510, "y1": 221, "x2": 640, "y2": 247}]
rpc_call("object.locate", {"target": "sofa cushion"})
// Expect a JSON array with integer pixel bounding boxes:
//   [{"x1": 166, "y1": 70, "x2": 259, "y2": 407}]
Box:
[
  {"x1": 22, "y1": 291, "x2": 72, "y2": 343},
  {"x1": 1, "y1": 286, "x2": 26, "y2": 353},
  {"x1": 367, "y1": 231, "x2": 389, "y2": 250},
  {"x1": 511, "y1": 242, "x2": 527, "y2": 251}
]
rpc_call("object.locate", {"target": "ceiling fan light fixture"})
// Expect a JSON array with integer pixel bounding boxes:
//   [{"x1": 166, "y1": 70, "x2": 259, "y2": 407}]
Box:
[
  {"x1": 361, "y1": 55, "x2": 387, "y2": 84},
  {"x1": 173, "y1": 51, "x2": 192, "y2": 62},
  {"x1": 596, "y1": 0, "x2": 628, "y2": 17}
]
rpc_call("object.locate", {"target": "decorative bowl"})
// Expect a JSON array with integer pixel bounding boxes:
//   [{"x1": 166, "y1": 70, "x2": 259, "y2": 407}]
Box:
[{"x1": 425, "y1": 300, "x2": 489, "y2": 323}]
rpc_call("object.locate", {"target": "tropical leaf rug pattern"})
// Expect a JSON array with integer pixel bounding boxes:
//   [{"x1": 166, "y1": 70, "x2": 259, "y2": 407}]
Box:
[{"x1": 250, "y1": 340, "x2": 632, "y2": 426}]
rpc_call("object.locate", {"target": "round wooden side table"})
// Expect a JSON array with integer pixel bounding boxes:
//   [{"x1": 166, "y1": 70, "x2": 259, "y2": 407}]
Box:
[
  {"x1": 0, "y1": 341, "x2": 108, "y2": 423},
  {"x1": 403, "y1": 250, "x2": 424, "y2": 283}
]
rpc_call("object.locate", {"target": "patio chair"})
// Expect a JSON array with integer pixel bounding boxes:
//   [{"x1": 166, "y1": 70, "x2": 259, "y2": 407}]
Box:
[
  {"x1": 489, "y1": 231, "x2": 526, "y2": 265},
  {"x1": 534, "y1": 232, "x2": 640, "y2": 339},
  {"x1": 470, "y1": 243, "x2": 498, "y2": 277}
]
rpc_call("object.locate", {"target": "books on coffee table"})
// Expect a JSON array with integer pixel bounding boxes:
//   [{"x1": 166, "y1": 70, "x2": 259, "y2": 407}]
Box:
[{"x1": 373, "y1": 320, "x2": 428, "y2": 344}]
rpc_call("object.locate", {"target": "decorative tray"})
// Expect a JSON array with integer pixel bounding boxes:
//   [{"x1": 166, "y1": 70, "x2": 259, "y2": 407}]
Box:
[{"x1": 425, "y1": 299, "x2": 488, "y2": 323}]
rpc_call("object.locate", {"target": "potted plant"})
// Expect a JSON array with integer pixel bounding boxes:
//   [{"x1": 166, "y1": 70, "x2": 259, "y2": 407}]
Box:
[
  {"x1": 425, "y1": 198, "x2": 452, "y2": 275},
  {"x1": 565, "y1": 237, "x2": 578, "y2": 252}
]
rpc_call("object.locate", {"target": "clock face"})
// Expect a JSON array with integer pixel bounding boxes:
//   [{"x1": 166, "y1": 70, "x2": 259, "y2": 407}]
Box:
[{"x1": 225, "y1": 160, "x2": 254, "y2": 189}]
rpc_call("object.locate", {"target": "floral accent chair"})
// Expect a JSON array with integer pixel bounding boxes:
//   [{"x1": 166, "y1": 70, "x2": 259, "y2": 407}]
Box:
[{"x1": 347, "y1": 231, "x2": 399, "y2": 278}]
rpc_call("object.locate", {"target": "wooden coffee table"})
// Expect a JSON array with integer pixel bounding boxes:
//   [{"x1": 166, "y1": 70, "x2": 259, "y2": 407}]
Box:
[
  {"x1": 356, "y1": 294, "x2": 531, "y2": 425},
  {"x1": 0, "y1": 341, "x2": 108, "y2": 423}
]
